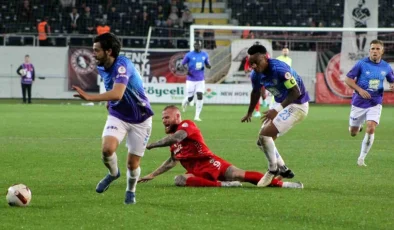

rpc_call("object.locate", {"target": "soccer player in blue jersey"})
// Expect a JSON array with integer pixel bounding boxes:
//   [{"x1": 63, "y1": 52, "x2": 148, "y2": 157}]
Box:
[
  {"x1": 241, "y1": 44, "x2": 310, "y2": 187},
  {"x1": 180, "y1": 40, "x2": 211, "y2": 121},
  {"x1": 345, "y1": 39, "x2": 394, "y2": 167},
  {"x1": 73, "y1": 33, "x2": 154, "y2": 204}
]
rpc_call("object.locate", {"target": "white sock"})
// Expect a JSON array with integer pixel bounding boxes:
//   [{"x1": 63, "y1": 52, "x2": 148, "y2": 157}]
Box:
[
  {"x1": 102, "y1": 153, "x2": 118, "y2": 176},
  {"x1": 275, "y1": 147, "x2": 286, "y2": 168},
  {"x1": 182, "y1": 97, "x2": 189, "y2": 106},
  {"x1": 126, "y1": 167, "x2": 141, "y2": 192},
  {"x1": 195, "y1": 99, "x2": 203, "y2": 118},
  {"x1": 260, "y1": 136, "x2": 278, "y2": 172},
  {"x1": 359, "y1": 133, "x2": 375, "y2": 160}
]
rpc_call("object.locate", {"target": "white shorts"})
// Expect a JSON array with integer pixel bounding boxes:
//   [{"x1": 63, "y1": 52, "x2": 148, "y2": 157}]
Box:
[
  {"x1": 266, "y1": 102, "x2": 309, "y2": 135},
  {"x1": 349, "y1": 104, "x2": 382, "y2": 127},
  {"x1": 102, "y1": 115, "x2": 152, "y2": 157},
  {"x1": 186, "y1": 80, "x2": 205, "y2": 97}
]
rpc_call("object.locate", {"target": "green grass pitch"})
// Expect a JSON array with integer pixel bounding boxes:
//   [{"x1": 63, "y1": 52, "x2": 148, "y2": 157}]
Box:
[{"x1": 1, "y1": 102, "x2": 393, "y2": 230}]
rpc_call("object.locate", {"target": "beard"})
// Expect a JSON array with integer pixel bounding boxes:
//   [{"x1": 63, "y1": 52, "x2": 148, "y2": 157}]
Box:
[{"x1": 165, "y1": 124, "x2": 178, "y2": 134}]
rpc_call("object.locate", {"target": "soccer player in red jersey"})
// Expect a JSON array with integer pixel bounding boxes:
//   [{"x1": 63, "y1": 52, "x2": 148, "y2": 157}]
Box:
[{"x1": 138, "y1": 105, "x2": 303, "y2": 188}]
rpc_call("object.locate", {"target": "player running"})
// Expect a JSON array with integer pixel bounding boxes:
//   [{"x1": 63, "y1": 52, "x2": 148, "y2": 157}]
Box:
[
  {"x1": 241, "y1": 44, "x2": 310, "y2": 187},
  {"x1": 139, "y1": 105, "x2": 303, "y2": 189},
  {"x1": 179, "y1": 40, "x2": 211, "y2": 121},
  {"x1": 345, "y1": 39, "x2": 394, "y2": 166},
  {"x1": 73, "y1": 33, "x2": 154, "y2": 204}
]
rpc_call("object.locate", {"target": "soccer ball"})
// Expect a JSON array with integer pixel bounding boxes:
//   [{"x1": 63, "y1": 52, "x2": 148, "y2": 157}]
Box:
[
  {"x1": 19, "y1": 69, "x2": 27, "y2": 76},
  {"x1": 6, "y1": 184, "x2": 32, "y2": 207}
]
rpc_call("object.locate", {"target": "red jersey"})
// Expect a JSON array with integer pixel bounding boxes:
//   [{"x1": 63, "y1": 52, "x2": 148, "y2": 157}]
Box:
[{"x1": 170, "y1": 120, "x2": 214, "y2": 160}]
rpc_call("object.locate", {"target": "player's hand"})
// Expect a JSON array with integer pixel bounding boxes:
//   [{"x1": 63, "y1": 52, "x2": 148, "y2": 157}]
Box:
[
  {"x1": 262, "y1": 109, "x2": 278, "y2": 123},
  {"x1": 146, "y1": 143, "x2": 154, "y2": 150},
  {"x1": 241, "y1": 113, "x2": 253, "y2": 123},
  {"x1": 138, "y1": 174, "x2": 154, "y2": 183},
  {"x1": 390, "y1": 83, "x2": 394, "y2": 92},
  {"x1": 357, "y1": 89, "x2": 371, "y2": 99},
  {"x1": 72, "y1": 85, "x2": 91, "y2": 101}
]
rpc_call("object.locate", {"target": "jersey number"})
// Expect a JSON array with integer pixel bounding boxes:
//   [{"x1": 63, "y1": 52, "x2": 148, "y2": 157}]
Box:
[{"x1": 279, "y1": 109, "x2": 291, "y2": 120}]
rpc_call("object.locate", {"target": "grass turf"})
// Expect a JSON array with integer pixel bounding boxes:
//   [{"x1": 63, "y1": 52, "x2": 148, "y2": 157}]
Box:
[{"x1": 1, "y1": 103, "x2": 393, "y2": 230}]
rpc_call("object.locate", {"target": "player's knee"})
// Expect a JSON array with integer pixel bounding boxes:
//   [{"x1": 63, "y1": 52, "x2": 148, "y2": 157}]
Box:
[
  {"x1": 196, "y1": 92, "x2": 203, "y2": 100},
  {"x1": 102, "y1": 148, "x2": 115, "y2": 157},
  {"x1": 174, "y1": 175, "x2": 187, "y2": 186},
  {"x1": 187, "y1": 96, "x2": 194, "y2": 102}
]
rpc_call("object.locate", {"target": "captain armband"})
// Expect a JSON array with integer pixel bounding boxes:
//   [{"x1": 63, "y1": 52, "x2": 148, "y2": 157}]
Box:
[{"x1": 284, "y1": 76, "x2": 297, "y2": 89}]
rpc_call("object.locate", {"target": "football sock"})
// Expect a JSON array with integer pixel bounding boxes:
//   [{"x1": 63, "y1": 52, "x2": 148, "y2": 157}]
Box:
[
  {"x1": 359, "y1": 133, "x2": 374, "y2": 160},
  {"x1": 185, "y1": 177, "x2": 221, "y2": 187},
  {"x1": 260, "y1": 136, "x2": 278, "y2": 172},
  {"x1": 244, "y1": 171, "x2": 282, "y2": 187},
  {"x1": 126, "y1": 167, "x2": 141, "y2": 192},
  {"x1": 102, "y1": 153, "x2": 118, "y2": 177},
  {"x1": 275, "y1": 147, "x2": 286, "y2": 168},
  {"x1": 255, "y1": 101, "x2": 260, "y2": 112},
  {"x1": 182, "y1": 97, "x2": 189, "y2": 106},
  {"x1": 195, "y1": 99, "x2": 203, "y2": 118}
]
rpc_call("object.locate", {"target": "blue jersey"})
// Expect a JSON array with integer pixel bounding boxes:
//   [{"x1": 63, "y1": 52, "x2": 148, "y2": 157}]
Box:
[
  {"x1": 182, "y1": 51, "x2": 210, "y2": 81},
  {"x1": 97, "y1": 56, "x2": 154, "y2": 123},
  {"x1": 347, "y1": 57, "x2": 394, "y2": 108},
  {"x1": 250, "y1": 59, "x2": 309, "y2": 104}
]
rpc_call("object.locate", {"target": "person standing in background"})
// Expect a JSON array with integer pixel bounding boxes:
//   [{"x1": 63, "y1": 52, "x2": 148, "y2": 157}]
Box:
[
  {"x1": 37, "y1": 17, "x2": 51, "y2": 46},
  {"x1": 17, "y1": 54, "x2": 35, "y2": 104},
  {"x1": 276, "y1": 47, "x2": 292, "y2": 67}
]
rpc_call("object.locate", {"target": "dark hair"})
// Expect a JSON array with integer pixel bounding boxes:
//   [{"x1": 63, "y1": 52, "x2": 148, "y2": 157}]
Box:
[
  {"x1": 25, "y1": 54, "x2": 29, "y2": 57},
  {"x1": 93, "y1": 33, "x2": 121, "y2": 58},
  {"x1": 247, "y1": 45, "x2": 267, "y2": 55},
  {"x1": 163, "y1": 105, "x2": 179, "y2": 111},
  {"x1": 370, "y1": 39, "x2": 384, "y2": 47}
]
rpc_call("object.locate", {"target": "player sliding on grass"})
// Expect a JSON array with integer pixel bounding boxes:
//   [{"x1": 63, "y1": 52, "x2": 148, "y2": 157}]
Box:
[
  {"x1": 138, "y1": 105, "x2": 303, "y2": 189},
  {"x1": 241, "y1": 44, "x2": 310, "y2": 188}
]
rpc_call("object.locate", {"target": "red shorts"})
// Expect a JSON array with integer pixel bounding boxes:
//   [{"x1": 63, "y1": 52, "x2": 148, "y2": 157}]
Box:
[{"x1": 185, "y1": 156, "x2": 232, "y2": 181}]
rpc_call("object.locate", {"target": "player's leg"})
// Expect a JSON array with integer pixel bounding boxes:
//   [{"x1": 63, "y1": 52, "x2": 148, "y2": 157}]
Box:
[
  {"x1": 182, "y1": 80, "x2": 195, "y2": 112},
  {"x1": 27, "y1": 84, "x2": 32, "y2": 104},
  {"x1": 257, "y1": 103, "x2": 308, "y2": 187},
  {"x1": 21, "y1": 84, "x2": 27, "y2": 103},
  {"x1": 124, "y1": 117, "x2": 152, "y2": 204},
  {"x1": 361, "y1": 34, "x2": 367, "y2": 51},
  {"x1": 356, "y1": 34, "x2": 361, "y2": 51},
  {"x1": 223, "y1": 165, "x2": 303, "y2": 188},
  {"x1": 194, "y1": 80, "x2": 205, "y2": 121},
  {"x1": 357, "y1": 105, "x2": 381, "y2": 166},
  {"x1": 253, "y1": 99, "x2": 261, "y2": 117},
  {"x1": 174, "y1": 174, "x2": 221, "y2": 187},
  {"x1": 96, "y1": 116, "x2": 127, "y2": 193},
  {"x1": 349, "y1": 105, "x2": 366, "y2": 137}
]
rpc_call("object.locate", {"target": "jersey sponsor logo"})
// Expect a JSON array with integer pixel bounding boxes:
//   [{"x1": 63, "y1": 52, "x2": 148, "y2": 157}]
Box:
[
  {"x1": 169, "y1": 52, "x2": 188, "y2": 76},
  {"x1": 118, "y1": 66, "x2": 126, "y2": 74},
  {"x1": 285, "y1": 72, "x2": 292, "y2": 80},
  {"x1": 70, "y1": 49, "x2": 96, "y2": 74},
  {"x1": 182, "y1": 122, "x2": 189, "y2": 127}
]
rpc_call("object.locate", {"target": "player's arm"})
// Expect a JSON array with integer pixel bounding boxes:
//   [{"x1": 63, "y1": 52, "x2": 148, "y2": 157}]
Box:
[
  {"x1": 280, "y1": 77, "x2": 301, "y2": 109},
  {"x1": 146, "y1": 130, "x2": 188, "y2": 150},
  {"x1": 16, "y1": 65, "x2": 23, "y2": 76},
  {"x1": 242, "y1": 72, "x2": 262, "y2": 122},
  {"x1": 177, "y1": 54, "x2": 189, "y2": 72},
  {"x1": 72, "y1": 83, "x2": 126, "y2": 101},
  {"x1": 205, "y1": 53, "x2": 211, "y2": 69},
  {"x1": 138, "y1": 155, "x2": 178, "y2": 183},
  {"x1": 31, "y1": 65, "x2": 35, "y2": 81},
  {"x1": 345, "y1": 77, "x2": 371, "y2": 99},
  {"x1": 386, "y1": 70, "x2": 394, "y2": 92}
]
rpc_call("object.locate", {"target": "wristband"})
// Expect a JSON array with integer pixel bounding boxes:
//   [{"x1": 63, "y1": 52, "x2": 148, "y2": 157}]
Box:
[{"x1": 273, "y1": 104, "x2": 283, "y2": 112}]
